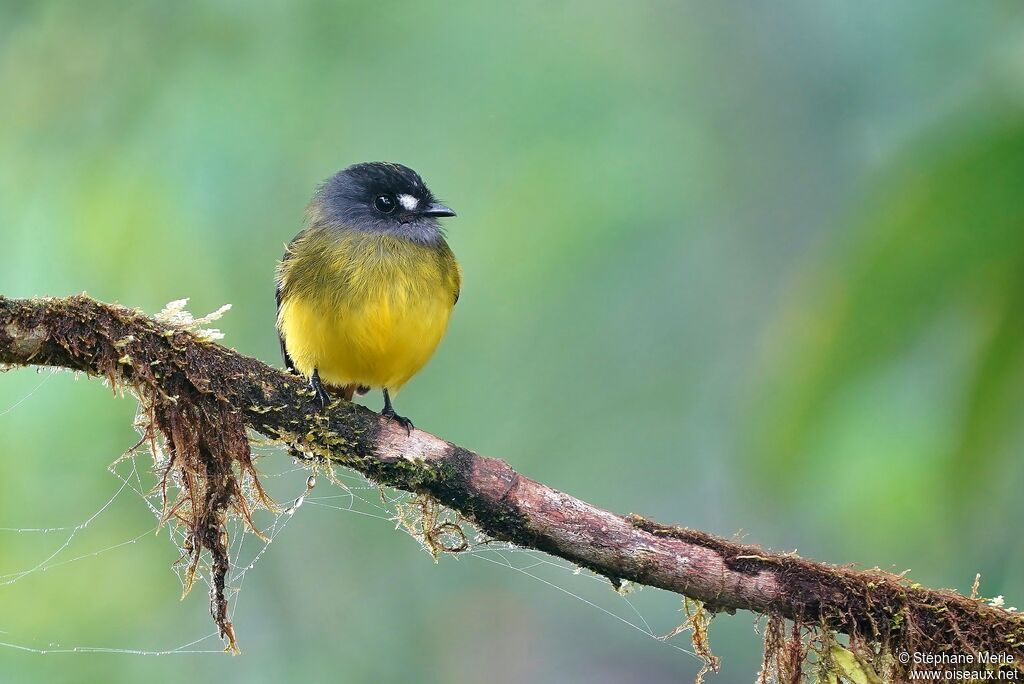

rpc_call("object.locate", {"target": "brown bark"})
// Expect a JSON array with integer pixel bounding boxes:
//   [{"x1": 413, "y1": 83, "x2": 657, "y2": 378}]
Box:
[{"x1": 1, "y1": 294, "x2": 1021, "y2": 673}]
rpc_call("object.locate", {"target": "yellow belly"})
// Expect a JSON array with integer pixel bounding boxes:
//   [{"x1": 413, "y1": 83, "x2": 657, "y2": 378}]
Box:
[
  {"x1": 278, "y1": 286, "x2": 452, "y2": 392},
  {"x1": 276, "y1": 230, "x2": 459, "y2": 393}
]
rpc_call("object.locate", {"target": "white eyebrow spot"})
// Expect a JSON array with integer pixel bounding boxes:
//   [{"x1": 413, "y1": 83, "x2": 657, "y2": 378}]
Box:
[{"x1": 398, "y1": 194, "x2": 419, "y2": 211}]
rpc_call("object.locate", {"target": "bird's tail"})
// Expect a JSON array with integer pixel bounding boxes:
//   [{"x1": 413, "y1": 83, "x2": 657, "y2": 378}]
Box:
[{"x1": 340, "y1": 385, "x2": 371, "y2": 401}]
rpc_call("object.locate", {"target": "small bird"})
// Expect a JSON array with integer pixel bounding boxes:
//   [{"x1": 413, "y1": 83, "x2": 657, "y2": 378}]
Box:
[{"x1": 275, "y1": 162, "x2": 460, "y2": 431}]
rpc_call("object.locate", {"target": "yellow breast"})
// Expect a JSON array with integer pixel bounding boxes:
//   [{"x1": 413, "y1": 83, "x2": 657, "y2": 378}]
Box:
[{"x1": 276, "y1": 229, "x2": 460, "y2": 393}]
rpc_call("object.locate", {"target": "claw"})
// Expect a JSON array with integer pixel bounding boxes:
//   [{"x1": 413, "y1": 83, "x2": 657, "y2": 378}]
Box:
[
  {"x1": 381, "y1": 388, "x2": 413, "y2": 434},
  {"x1": 381, "y1": 407, "x2": 414, "y2": 434},
  {"x1": 309, "y1": 369, "x2": 331, "y2": 410}
]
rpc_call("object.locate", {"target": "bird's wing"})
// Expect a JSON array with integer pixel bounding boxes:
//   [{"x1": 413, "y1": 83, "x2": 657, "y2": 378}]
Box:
[
  {"x1": 275, "y1": 284, "x2": 296, "y2": 372},
  {"x1": 275, "y1": 231, "x2": 304, "y2": 373},
  {"x1": 444, "y1": 240, "x2": 461, "y2": 306}
]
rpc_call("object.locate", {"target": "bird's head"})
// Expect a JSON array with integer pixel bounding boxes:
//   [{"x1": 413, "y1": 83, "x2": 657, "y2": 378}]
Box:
[{"x1": 311, "y1": 161, "x2": 456, "y2": 242}]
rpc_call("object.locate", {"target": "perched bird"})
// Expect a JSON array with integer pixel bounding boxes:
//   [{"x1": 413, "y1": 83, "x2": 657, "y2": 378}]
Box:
[{"x1": 275, "y1": 162, "x2": 460, "y2": 430}]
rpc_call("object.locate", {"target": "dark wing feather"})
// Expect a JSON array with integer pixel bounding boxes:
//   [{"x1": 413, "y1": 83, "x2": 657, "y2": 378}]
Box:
[
  {"x1": 442, "y1": 240, "x2": 461, "y2": 306},
  {"x1": 276, "y1": 284, "x2": 296, "y2": 373},
  {"x1": 276, "y1": 232, "x2": 304, "y2": 373}
]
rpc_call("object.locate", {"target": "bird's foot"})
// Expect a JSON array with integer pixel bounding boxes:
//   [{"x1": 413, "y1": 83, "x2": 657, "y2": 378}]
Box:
[
  {"x1": 380, "y1": 405, "x2": 411, "y2": 432},
  {"x1": 309, "y1": 369, "x2": 331, "y2": 410},
  {"x1": 381, "y1": 388, "x2": 413, "y2": 434}
]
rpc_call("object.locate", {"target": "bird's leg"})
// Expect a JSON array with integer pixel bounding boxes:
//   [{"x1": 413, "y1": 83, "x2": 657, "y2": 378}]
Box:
[
  {"x1": 309, "y1": 368, "x2": 331, "y2": 409},
  {"x1": 381, "y1": 388, "x2": 413, "y2": 434}
]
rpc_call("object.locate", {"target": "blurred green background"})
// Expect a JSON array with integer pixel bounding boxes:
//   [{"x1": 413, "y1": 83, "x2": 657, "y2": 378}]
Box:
[{"x1": 2, "y1": 1, "x2": 1023, "y2": 682}]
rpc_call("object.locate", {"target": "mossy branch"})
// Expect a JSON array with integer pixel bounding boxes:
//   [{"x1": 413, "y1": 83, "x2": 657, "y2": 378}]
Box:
[{"x1": 1, "y1": 294, "x2": 1021, "y2": 677}]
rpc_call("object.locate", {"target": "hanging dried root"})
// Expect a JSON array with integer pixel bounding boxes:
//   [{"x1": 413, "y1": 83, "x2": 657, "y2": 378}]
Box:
[
  {"x1": 755, "y1": 613, "x2": 807, "y2": 684},
  {"x1": 395, "y1": 493, "x2": 470, "y2": 560},
  {"x1": 25, "y1": 298, "x2": 276, "y2": 653},
  {"x1": 662, "y1": 598, "x2": 720, "y2": 684}
]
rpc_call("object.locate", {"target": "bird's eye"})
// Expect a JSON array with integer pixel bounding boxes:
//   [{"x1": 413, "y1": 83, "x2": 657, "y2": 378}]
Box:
[{"x1": 373, "y1": 194, "x2": 396, "y2": 213}]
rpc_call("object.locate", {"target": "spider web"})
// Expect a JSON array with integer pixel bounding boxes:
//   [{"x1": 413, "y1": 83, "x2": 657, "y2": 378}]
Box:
[{"x1": 0, "y1": 367, "x2": 698, "y2": 661}]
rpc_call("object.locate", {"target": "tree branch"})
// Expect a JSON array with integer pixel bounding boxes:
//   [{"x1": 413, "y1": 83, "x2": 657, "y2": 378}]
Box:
[{"x1": 1, "y1": 294, "x2": 1021, "y2": 675}]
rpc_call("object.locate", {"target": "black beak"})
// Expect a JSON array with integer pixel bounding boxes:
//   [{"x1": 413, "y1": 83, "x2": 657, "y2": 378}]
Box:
[{"x1": 422, "y1": 202, "x2": 456, "y2": 218}]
